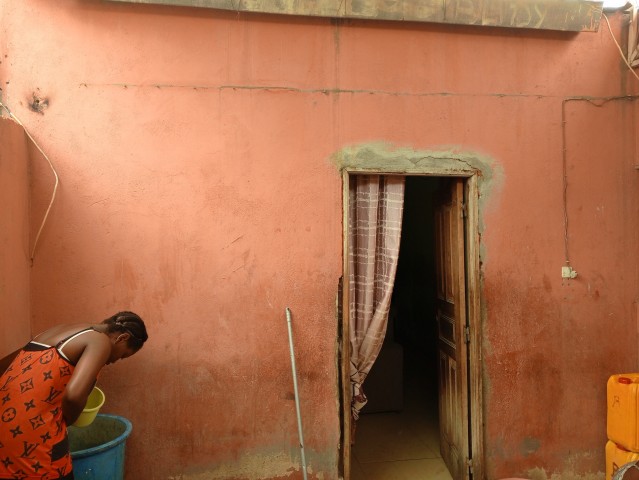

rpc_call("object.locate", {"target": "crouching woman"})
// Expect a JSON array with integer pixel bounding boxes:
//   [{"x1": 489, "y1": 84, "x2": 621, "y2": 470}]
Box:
[{"x1": 0, "y1": 311, "x2": 148, "y2": 480}]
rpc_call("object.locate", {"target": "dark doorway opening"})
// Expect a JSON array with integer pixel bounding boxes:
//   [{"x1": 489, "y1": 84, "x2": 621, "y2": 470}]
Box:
[{"x1": 350, "y1": 176, "x2": 452, "y2": 480}]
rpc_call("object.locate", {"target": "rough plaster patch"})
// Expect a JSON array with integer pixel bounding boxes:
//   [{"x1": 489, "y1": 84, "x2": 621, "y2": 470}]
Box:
[
  {"x1": 331, "y1": 142, "x2": 505, "y2": 298},
  {"x1": 527, "y1": 467, "x2": 604, "y2": 480},
  {"x1": 166, "y1": 451, "x2": 325, "y2": 480},
  {"x1": 527, "y1": 452, "x2": 605, "y2": 480},
  {"x1": 330, "y1": 142, "x2": 504, "y2": 235}
]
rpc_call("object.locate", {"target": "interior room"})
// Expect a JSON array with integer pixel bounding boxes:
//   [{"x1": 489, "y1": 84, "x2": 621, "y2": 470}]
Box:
[{"x1": 351, "y1": 176, "x2": 454, "y2": 480}]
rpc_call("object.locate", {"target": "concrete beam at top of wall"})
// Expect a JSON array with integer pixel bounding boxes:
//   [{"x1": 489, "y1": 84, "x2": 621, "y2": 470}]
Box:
[{"x1": 106, "y1": 0, "x2": 604, "y2": 32}]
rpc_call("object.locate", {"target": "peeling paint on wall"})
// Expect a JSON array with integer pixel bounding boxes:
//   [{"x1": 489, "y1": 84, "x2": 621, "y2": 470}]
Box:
[
  {"x1": 525, "y1": 445, "x2": 605, "y2": 479},
  {"x1": 527, "y1": 467, "x2": 604, "y2": 480},
  {"x1": 165, "y1": 450, "x2": 327, "y2": 480}
]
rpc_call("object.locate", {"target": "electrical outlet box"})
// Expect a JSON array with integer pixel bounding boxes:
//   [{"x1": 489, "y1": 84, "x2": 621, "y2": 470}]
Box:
[{"x1": 561, "y1": 266, "x2": 577, "y2": 279}]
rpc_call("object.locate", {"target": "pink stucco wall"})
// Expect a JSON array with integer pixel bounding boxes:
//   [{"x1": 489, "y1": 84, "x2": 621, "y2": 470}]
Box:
[
  {"x1": 0, "y1": 119, "x2": 31, "y2": 355},
  {"x1": 2, "y1": 1, "x2": 639, "y2": 478}
]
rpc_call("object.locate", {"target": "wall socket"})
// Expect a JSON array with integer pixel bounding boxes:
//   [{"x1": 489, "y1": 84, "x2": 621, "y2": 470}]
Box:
[{"x1": 561, "y1": 266, "x2": 578, "y2": 279}]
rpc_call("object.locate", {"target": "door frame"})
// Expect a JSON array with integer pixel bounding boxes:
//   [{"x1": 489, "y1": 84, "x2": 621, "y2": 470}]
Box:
[{"x1": 340, "y1": 166, "x2": 483, "y2": 480}]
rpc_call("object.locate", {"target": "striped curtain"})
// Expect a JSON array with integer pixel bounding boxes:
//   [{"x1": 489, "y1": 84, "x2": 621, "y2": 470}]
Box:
[
  {"x1": 629, "y1": 6, "x2": 639, "y2": 67},
  {"x1": 348, "y1": 175, "x2": 405, "y2": 424}
]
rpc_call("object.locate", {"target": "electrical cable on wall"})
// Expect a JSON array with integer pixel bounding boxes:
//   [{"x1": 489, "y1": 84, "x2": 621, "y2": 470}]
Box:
[
  {"x1": 561, "y1": 95, "x2": 639, "y2": 280},
  {"x1": 0, "y1": 100, "x2": 59, "y2": 264},
  {"x1": 560, "y1": 9, "x2": 639, "y2": 280}
]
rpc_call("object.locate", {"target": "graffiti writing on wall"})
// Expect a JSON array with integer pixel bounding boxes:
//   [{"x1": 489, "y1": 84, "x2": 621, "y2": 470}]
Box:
[{"x1": 443, "y1": 0, "x2": 602, "y2": 31}]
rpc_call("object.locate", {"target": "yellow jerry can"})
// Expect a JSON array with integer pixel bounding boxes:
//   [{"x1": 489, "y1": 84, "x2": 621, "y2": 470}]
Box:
[
  {"x1": 606, "y1": 440, "x2": 639, "y2": 480},
  {"x1": 608, "y1": 374, "x2": 639, "y2": 452}
]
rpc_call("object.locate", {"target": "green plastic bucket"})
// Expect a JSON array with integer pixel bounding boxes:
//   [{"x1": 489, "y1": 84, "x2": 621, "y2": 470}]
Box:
[{"x1": 69, "y1": 414, "x2": 132, "y2": 480}]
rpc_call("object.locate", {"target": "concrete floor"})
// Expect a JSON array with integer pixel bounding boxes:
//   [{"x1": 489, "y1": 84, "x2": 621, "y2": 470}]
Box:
[{"x1": 350, "y1": 356, "x2": 452, "y2": 480}]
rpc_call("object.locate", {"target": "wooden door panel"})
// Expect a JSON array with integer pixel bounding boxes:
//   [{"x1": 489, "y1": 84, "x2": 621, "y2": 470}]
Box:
[
  {"x1": 437, "y1": 312, "x2": 456, "y2": 354},
  {"x1": 439, "y1": 351, "x2": 461, "y2": 479},
  {"x1": 435, "y1": 205, "x2": 455, "y2": 303},
  {"x1": 435, "y1": 178, "x2": 469, "y2": 480}
]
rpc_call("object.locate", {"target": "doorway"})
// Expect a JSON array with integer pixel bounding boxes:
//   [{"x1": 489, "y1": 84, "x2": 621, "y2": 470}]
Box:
[{"x1": 341, "y1": 173, "x2": 482, "y2": 480}]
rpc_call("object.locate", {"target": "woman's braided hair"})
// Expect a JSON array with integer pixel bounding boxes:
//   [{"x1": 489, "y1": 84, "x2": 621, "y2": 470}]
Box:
[{"x1": 102, "y1": 311, "x2": 148, "y2": 350}]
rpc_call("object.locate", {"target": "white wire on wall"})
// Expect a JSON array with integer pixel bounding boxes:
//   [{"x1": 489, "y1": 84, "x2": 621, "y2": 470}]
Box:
[
  {"x1": 603, "y1": 2, "x2": 639, "y2": 82},
  {"x1": 0, "y1": 100, "x2": 59, "y2": 263}
]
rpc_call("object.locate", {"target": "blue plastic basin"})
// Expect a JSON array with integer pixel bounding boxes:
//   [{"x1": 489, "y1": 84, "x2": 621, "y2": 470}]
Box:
[{"x1": 68, "y1": 414, "x2": 132, "y2": 480}]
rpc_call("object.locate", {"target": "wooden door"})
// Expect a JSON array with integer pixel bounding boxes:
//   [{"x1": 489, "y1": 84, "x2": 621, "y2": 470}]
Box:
[{"x1": 435, "y1": 178, "x2": 470, "y2": 480}]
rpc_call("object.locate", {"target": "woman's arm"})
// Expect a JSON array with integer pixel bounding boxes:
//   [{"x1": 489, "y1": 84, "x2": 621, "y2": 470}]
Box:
[
  {"x1": 62, "y1": 333, "x2": 112, "y2": 425},
  {"x1": 0, "y1": 348, "x2": 22, "y2": 377}
]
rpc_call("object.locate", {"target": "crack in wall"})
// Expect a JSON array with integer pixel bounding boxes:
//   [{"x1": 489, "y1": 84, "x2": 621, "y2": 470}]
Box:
[{"x1": 77, "y1": 82, "x2": 552, "y2": 100}]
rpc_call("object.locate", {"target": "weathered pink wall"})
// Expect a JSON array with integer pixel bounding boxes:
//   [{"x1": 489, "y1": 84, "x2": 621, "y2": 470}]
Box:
[
  {"x1": 1, "y1": 0, "x2": 639, "y2": 478},
  {"x1": 0, "y1": 118, "x2": 31, "y2": 355}
]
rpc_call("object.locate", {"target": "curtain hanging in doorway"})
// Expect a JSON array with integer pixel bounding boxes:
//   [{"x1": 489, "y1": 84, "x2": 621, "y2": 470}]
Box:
[
  {"x1": 627, "y1": 5, "x2": 639, "y2": 67},
  {"x1": 348, "y1": 175, "x2": 404, "y2": 423}
]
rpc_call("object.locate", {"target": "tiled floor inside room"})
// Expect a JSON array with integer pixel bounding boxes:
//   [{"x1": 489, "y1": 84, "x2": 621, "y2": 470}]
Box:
[{"x1": 350, "y1": 356, "x2": 453, "y2": 480}]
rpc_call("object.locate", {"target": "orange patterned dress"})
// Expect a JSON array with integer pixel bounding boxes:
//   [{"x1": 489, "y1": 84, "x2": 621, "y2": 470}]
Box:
[{"x1": 0, "y1": 328, "x2": 93, "y2": 480}]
